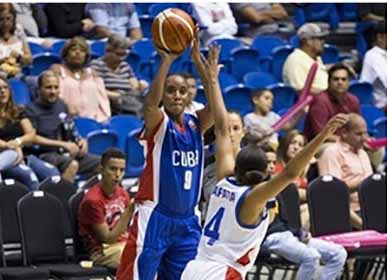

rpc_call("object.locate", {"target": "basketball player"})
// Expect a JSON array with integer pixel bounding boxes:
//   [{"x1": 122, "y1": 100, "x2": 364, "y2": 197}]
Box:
[
  {"x1": 181, "y1": 50, "x2": 349, "y2": 278},
  {"x1": 116, "y1": 32, "x2": 223, "y2": 279}
]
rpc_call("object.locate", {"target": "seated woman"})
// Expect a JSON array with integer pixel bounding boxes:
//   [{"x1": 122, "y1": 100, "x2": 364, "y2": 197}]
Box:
[
  {"x1": 0, "y1": 3, "x2": 32, "y2": 78},
  {"x1": 0, "y1": 76, "x2": 59, "y2": 190},
  {"x1": 90, "y1": 34, "x2": 148, "y2": 117},
  {"x1": 51, "y1": 36, "x2": 112, "y2": 122},
  {"x1": 276, "y1": 130, "x2": 318, "y2": 229}
]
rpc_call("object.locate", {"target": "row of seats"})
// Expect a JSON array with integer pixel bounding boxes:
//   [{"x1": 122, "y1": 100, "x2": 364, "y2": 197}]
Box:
[{"x1": 0, "y1": 178, "x2": 113, "y2": 279}]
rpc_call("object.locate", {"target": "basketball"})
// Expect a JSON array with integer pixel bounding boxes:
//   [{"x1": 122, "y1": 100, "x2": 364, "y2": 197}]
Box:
[{"x1": 152, "y1": 8, "x2": 195, "y2": 54}]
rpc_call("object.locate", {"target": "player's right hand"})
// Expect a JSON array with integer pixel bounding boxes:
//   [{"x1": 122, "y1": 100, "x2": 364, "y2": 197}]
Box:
[{"x1": 157, "y1": 47, "x2": 179, "y2": 63}]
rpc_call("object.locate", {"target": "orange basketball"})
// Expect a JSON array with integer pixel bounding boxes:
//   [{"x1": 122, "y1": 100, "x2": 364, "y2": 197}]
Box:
[{"x1": 152, "y1": 8, "x2": 195, "y2": 54}]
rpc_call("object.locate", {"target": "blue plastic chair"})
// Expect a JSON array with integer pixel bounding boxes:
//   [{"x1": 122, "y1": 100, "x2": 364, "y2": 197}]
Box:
[
  {"x1": 148, "y1": 3, "x2": 180, "y2": 17},
  {"x1": 230, "y1": 47, "x2": 260, "y2": 82},
  {"x1": 125, "y1": 128, "x2": 145, "y2": 178},
  {"x1": 108, "y1": 115, "x2": 144, "y2": 151},
  {"x1": 223, "y1": 84, "x2": 252, "y2": 115},
  {"x1": 51, "y1": 40, "x2": 66, "y2": 56},
  {"x1": 360, "y1": 105, "x2": 385, "y2": 134},
  {"x1": 132, "y1": 38, "x2": 156, "y2": 77},
  {"x1": 9, "y1": 78, "x2": 31, "y2": 106},
  {"x1": 87, "y1": 129, "x2": 119, "y2": 155},
  {"x1": 139, "y1": 15, "x2": 154, "y2": 38},
  {"x1": 373, "y1": 117, "x2": 387, "y2": 138},
  {"x1": 356, "y1": 21, "x2": 375, "y2": 60},
  {"x1": 336, "y1": 3, "x2": 358, "y2": 22},
  {"x1": 212, "y1": 38, "x2": 244, "y2": 71},
  {"x1": 349, "y1": 81, "x2": 374, "y2": 105},
  {"x1": 289, "y1": 35, "x2": 300, "y2": 48},
  {"x1": 29, "y1": 53, "x2": 61, "y2": 76},
  {"x1": 251, "y1": 35, "x2": 286, "y2": 58},
  {"x1": 271, "y1": 45, "x2": 294, "y2": 81},
  {"x1": 90, "y1": 41, "x2": 107, "y2": 57},
  {"x1": 28, "y1": 42, "x2": 47, "y2": 56},
  {"x1": 243, "y1": 71, "x2": 278, "y2": 90},
  {"x1": 74, "y1": 117, "x2": 104, "y2": 138},
  {"x1": 267, "y1": 83, "x2": 298, "y2": 113},
  {"x1": 136, "y1": 3, "x2": 152, "y2": 15},
  {"x1": 126, "y1": 51, "x2": 141, "y2": 74},
  {"x1": 194, "y1": 85, "x2": 207, "y2": 105},
  {"x1": 293, "y1": 3, "x2": 339, "y2": 29},
  {"x1": 219, "y1": 71, "x2": 238, "y2": 91},
  {"x1": 321, "y1": 44, "x2": 340, "y2": 64}
]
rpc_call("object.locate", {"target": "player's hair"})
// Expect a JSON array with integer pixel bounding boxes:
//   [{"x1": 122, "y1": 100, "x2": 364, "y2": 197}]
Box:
[
  {"x1": 234, "y1": 145, "x2": 268, "y2": 186},
  {"x1": 101, "y1": 148, "x2": 125, "y2": 167}
]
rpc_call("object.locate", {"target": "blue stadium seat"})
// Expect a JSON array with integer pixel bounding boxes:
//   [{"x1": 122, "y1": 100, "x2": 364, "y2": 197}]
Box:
[
  {"x1": 336, "y1": 3, "x2": 358, "y2": 22},
  {"x1": 219, "y1": 71, "x2": 238, "y2": 91},
  {"x1": 223, "y1": 84, "x2": 252, "y2": 115},
  {"x1": 271, "y1": 45, "x2": 294, "y2": 81},
  {"x1": 293, "y1": 3, "x2": 339, "y2": 29},
  {"x1": 108, "y1": 115, "x2": 144, "y2": 151},
  {"x1": 360, "y1": 105, "x2": 384, "y2": 134},
  {"x1": 230, "y1": 47, "x2": 260, "y2": 82},
  {"x1": 126, "y1": 51, "x2": 141, "y2": 74},
  {"x1": 194, "y1": 85, "x2": 207, "y2": 105},
  {"x1": 251, "y1": 35, "x2": 286, "y2": 58},
  {"x1": 132, "y1": 38, "x2": 156, "y2": 77},
  {"x1": 243, "y1": 71, "x2": 278, "y2": 90},
  {"x1": 356, "y1": 21, "x2": 375, "y2": 60},
  {"x1": 349, "y1": 81, "x2": 373, "y2": 105},
  {"x1": 148, "y1": 3, "x2": 180, "y2": 17},
  {"x1": 29, "y1": 53, "x2": 61, "y2": 76},
  {"x1": 87, "y1": 129, "x2": 119, "y2": 155},
  {"x1": 136, "y1": 3, "x2": 152, "y2": 15},
  {"x1": 50, "y1": 40, "x2": 66, "y2": 56},
  {"x1": 74, "y1": 117, "x2": 104, "y2": 138},
  {"x1": 28, "y1": 42, "x2": 47, "y2": 56},
  {"x1": 90, "y1": 40, "x2": 107, "y2": 57},
  {"x1": 267, "y1": 83, "x2": 298, "y2": 113},
  {"x1": 321, "y1": 44, "x2": 340, "y2": 64},
  {"x1": 373, "y1": 117, "x2": 387, "y2": 138},
  {"x1": 9, "y1": 78, "x2": 31, "y2": 106},
  {"x1": 213, "y1": 38, "x2": 244, "y2": 71},
  {"x1": 125, "y1": 128, "x2": 145, "y2": 178},
  {"x1": 139, "y1": 15, "x2": 154, "y2": 38},
  {"x1": 289, "y1": 35, "x2": 300, "y2": 48}
]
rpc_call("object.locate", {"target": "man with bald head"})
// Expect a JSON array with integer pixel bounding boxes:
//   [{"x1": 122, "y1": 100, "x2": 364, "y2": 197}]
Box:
[{"x1": 318, "y1": 113, "x2": 373, "y2": 229}]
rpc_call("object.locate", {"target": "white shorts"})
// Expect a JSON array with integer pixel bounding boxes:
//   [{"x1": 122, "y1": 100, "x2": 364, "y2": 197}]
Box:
[{"x1": 181, "y1": 259, "x2": 243, "y2": 280}]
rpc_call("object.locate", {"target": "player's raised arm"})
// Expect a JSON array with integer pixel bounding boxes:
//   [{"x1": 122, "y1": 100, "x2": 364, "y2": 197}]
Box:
[
  {"x1": 240, "y1": 114, "x2": 349, "y2": 225},
  {"x1": 143, "y1": 49, "x2": 179, "y2": 137}
]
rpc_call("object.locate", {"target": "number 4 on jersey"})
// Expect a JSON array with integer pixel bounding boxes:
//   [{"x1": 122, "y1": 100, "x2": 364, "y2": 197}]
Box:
[{"x1": 204, "y1": 207, "x2": 225, "y2": 245}]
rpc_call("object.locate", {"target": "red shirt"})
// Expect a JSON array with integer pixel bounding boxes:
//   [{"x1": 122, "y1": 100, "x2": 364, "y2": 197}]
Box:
[
  {"x1": 304, "y1": 91, "x2": 360, "y2": 141},
  {"x1": 275, "y1": 162, "x2": 308, "y2": 189},
  {"x1": 78, "y1": 183, "x2": 130, "y2": 254}
]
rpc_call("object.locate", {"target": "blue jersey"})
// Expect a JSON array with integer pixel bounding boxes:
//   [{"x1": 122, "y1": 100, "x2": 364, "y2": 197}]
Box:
[{"x1": 136, "y1": 111, "x2": 204, "y2": 217}]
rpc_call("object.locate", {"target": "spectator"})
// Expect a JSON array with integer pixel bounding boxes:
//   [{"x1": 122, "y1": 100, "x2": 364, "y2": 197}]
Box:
[
  {"x1": 51, "y1": 36, "x2": 113, "y2": 122},
  {"x1": 318, "y1": 113, "x2": 372, "y2": 229},
  {"x1": 261, "y1": 144, "x2": 347, "y2": 280},
  {"x1": 283, "y1": 23, "x2": 328, "y2": 94},
  {"x1": 360, "y1": 21, "x2": 387, "y2": 112},
  {"x1": 78, "y1": 148, "x2": 134, "y2": 269},
  {"x1": 231, "y1": 3, "x2": 294, "y2": 39},
  {"x1": 358, "y1": 4, "x2": 386, "y2": 49},
  {"x1": 181, "y1": 72, "x2": 204, "y2": 115},
  {"x1": 244, "y1": 88, "x2": 304, "y2": 147},
  {"x1": 90, "y1": 34, "x2": 148, "y2": 117},
  {"x1": 45, "y1": 3, "x2": 108, "y2": 39},
  {"x1": 86, "y1": 4, "x2": 142, "y2": 45},
  {"x1": 0, "y1": 76, "x2": 59, "y2": 190},
  {"x1": 26, "y1": 70, "x2": 101, "y2": 183},
  {"x1": 304, "y1": 63, "x2": 360, "y2": 142},
  {"x1": 0, "y1": 3, "x2": 32, "y2": 78},
  {"x1": 192, "y1": 3, "x2": 238, "y2": 45},
  {"x1": 13, "y1": 3, "x2": 47, "y2": 38}
]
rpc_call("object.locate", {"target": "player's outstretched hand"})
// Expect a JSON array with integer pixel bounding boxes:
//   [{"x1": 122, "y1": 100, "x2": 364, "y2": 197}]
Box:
[
  {"x1": 322, "y1": 113, "x2": 349, "y2": 137},
  {"x1": 191, "y1": 25, "x2": 201, "y2": 63},
  {"x1": 204, "y1": 43, "x2": 222, "y2": 80}
]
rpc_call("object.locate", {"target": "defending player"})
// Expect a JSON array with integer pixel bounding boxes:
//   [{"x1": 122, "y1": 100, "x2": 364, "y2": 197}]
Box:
[
  {"x1": 181, "y1": 48, "x2": 349, "y2": 278},
  {"x1": 116, "y1": 32, "x2": 222, "y2": 279}
]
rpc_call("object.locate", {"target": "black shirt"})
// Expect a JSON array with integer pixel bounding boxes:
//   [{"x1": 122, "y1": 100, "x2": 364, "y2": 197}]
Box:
[{"x1": 0, "y1": 111, "x2": 27, "y2": 141}]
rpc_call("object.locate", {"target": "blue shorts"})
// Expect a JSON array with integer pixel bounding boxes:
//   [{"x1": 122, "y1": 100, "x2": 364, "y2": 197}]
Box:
[{"x1": 116, "y1": 201, "x2": 201, "y2": 280}]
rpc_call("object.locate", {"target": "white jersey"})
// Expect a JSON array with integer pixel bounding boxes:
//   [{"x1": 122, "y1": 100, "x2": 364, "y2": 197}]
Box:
[{"x1": 193, "y1": 177, "x2": 270, "y2": 277}]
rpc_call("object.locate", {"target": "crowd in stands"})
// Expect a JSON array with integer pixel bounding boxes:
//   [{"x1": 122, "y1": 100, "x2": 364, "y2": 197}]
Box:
[{"x1": 0, "y1": 2, "x2": 385, "y2": 279}]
